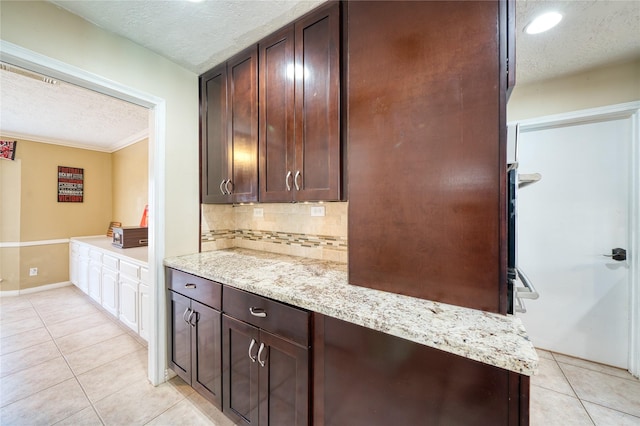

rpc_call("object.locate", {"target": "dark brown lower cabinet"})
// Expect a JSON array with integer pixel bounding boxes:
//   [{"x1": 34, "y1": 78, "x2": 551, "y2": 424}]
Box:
[
  {"x1": 222, "y1": 314, "x2": 309, "y2": 426},
  {"x1": 168, "y1": 290, "x2": 222, "y2": 407},
  {"x1": 313, "y1": 314, "x2": 530, "y2": 426}
]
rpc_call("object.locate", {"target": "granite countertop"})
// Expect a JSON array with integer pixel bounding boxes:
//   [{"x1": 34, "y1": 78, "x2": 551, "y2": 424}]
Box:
[
  {"x1": 71, "y1": 236, "x2": 148, "y2": 264},
  {"x1": 164, "y1": 248, "x2": 538, "y2": 376}
]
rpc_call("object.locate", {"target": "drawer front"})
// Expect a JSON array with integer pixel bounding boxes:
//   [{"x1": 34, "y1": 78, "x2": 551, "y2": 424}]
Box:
[
  {"x1": 120, "y1": 260, "x2": 140, "y2": 279},
  {"x1": 103, "y1": 254, "x2": 119, "y2": 270},
  {"x1": 79, "y1": 245, "x2": 90, "y2": 257},
  {"x1": 89, "y1": 249, "x2": 102, "y2": 262},
  {"x1": 167, "y1": 268, "x2": 222, "y2": 310},
  {"x1": 223, "y1": 286, "x2": 309, "y2": 347}
]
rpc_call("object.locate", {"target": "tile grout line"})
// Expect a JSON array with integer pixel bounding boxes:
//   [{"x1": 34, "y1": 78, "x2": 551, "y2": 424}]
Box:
[
  {"x1": 550, "y1": 351, "x2": 597, "y2": 426},
  {"x1": 26, "y1": 291, "x2": 108, "y2": 426}
]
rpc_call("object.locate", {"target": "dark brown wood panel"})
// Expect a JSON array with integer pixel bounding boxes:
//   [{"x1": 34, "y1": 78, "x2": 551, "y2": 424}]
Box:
[
  {"x1": 259, "y1": 330, "x2": 309, "y2": 426},
  {"x1": 168, "y1": 290, "x2": 192, "y2": 384},
  {"x1": 315, "y1": 315, "x2": 528, "y2": 426},
  {"x1": 228, "y1": 46, "x2": 259, "y2": 203},
  {"x1": 200, "y1": 64, "x2": 230, "y2": 204},
  {"x1": 191, "y1": 300, "x2": 223, "y2": 407},
  {"x1": 347, "y1": 0, "x2": 506, "y2": 312},
  {"x1": 259, "y1": 26, "x2": 295, "y2": 202},
  {"x1": 223, "y1": 315, "x2": 260, "y2": 425},
  {"x1": 294, "y1": 1, "x2": 341, "y2": 202}
]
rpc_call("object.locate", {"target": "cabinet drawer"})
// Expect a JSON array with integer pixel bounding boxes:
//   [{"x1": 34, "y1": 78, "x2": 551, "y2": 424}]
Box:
[
  {"x1": 120, "y1": 260, "x2": 140, "y2": 279},
  {"x1": 223, "y1": 286, "x2": 309, "y2": 347},
  {"x1": 103, "y1": 254, "x2": 119, "y2": 270},
  {"x1": 89, "y1": 249, "x2": 102, "y2": 262},
  {"x1": 168, "y1": 269, "x2": 222, "y2": 310}
]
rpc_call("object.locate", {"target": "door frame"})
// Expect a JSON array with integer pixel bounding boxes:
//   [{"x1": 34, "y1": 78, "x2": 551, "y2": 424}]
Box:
[
  {"x1": 511, "y1": 101, "x2": 640, "y2": 378},
  {"x1": 0, "y1": 40, "x2": 168, "y2": 385}
]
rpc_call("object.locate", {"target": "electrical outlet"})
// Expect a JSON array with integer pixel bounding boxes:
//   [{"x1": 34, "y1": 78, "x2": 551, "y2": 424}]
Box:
[
  {"x1": 310, "y1": 206, "x2": 326, "y2": 217},
  {"x1": 29, "y1": 267, "x2": 38, "y2": 276},
  {"x1": 253, "y1": 208, "x2": 264, "y2": 218}
]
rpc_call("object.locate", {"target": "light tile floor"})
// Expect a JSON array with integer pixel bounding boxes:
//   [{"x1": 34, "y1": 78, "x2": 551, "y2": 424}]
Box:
[
  {"x1": 1, "y1": 285, "x2": 639, "y2": 425},
  {"x1": 0, "y1": 286, "x2": 235, "y2": 426}
]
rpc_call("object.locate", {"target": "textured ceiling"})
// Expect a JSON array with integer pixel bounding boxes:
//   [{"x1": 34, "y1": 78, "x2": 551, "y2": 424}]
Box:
[{"x1": 1, "y1": 0, "x2": 638, "y2": 151}]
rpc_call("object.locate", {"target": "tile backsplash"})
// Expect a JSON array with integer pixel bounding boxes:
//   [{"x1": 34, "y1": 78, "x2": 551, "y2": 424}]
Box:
[{"x1": 201, "y1": 202, "x2": 348, "y2": 263}]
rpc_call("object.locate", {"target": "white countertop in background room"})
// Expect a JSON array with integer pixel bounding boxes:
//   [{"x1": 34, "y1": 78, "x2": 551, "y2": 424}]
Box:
[
  {"x1": 165, "y1": 248, "x2": 538, "y2": 376},
  {"x1": 71, "y1": 236, "x2": 148, "y2": 264}
]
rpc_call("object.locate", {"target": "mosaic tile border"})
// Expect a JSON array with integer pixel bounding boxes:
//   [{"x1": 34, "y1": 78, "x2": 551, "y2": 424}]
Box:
[{"x1": 201, "y1": 229, "x2": 348, "y2": 251}]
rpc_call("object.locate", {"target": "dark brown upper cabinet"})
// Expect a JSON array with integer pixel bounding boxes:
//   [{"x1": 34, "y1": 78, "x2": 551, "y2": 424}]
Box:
[
  {"x1": 201, "y1": 46, "x2": 258, "y2": 204},
  {"x1": 259, "y1": 2, "x2": 342, "y2": 203},
  {"x1": 346, "y1": 0, "x2": 512, "y2": 314}
]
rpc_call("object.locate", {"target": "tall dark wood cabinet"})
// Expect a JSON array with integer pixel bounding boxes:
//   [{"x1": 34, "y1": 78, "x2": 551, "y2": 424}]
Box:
[
  {"x1": 222, "y1": 287, "x2": 310, "y2": 426},
  {"x1": 259, "y1": 1, "x2": 342, "y2": 202},
  {"x1": 201, "y1": 46, "x2": 258, "y2": 204},
  {"x1": 346, "y1": 0, "x2": 511, "y2": 313},
  {"x1": 167, "y1": 270, "x2": 223, "y2": 407}
]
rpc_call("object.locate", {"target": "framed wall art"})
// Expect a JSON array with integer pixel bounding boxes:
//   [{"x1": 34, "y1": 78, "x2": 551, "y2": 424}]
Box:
[
  {"x1": 0, "y1": 140, "x2": 17, "y2": 160},
  {"x1": 58, "y1": 166, "x2": 84, "y2": 202}
]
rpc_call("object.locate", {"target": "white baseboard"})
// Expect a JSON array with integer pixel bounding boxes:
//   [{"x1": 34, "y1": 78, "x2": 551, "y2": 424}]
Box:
[{"x1": 0, "y1": 281, "x2": 72, "y2": 297}]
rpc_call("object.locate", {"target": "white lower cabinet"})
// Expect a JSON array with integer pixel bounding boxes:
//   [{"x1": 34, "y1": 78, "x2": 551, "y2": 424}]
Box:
[
  {"x1": 69, "y1": 238, "x2": 148, "y2": 341},
  {"x1": 88, "y1": 251, "x2": 102, "y2": 304},
  {"x1": 139, "y1": 279, "x2": 150, "y2": 341},
  {"x1": 119, "y1": 274, "x2": 139, "y2": 332}
]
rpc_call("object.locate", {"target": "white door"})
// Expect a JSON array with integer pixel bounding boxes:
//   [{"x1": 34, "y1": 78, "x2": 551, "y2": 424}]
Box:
[{"x1": 517, "y1": 116, "x2": 631, "y2": 368}]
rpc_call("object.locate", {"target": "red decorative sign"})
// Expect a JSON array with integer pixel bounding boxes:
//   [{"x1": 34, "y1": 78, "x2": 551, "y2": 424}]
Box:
[{"x1": 58, "y1": 166, "x2": 84, "y2": 202}]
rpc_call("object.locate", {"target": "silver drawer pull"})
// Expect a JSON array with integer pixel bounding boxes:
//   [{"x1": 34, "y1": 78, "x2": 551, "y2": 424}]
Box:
[
  {"x1": 249, "y1": 307, "x2": 267, "y2": 318},
  {"x1": 182, "y1": 307, "x2": 191, "y2": 325},
  {"x1": 257, "y1": 342, "x2": 266, "y2": 367},
  {"x1": 285, "y1": 171, "x2": 292, "y2": 191},
  {"x1": 248, "y1": 339, "x2": 257, "y2": 362},
  {"x1": 294, "y1": 171, "x2": 301, "y2": 191},
  {"x1": 219, "y1": 179, "x2": 226, "y2": 195},
  {"x1": 185, "y1": 283, "x2": 196, "y2": 289}
]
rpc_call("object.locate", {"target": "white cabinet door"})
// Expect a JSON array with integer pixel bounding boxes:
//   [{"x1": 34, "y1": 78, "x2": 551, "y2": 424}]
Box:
[
  {"x1": 77, "y1": 246, "x2": 90, "y2": 294},
  {"x1": 119, "y1": 275, "x2": 139, "y2": 333},
  {"x1": 102, "y1": 268, "x2": 119, "y2": 317},
  {"x1": 138, "y1": 281, "x2": 150, "y2": 341},
  {"x1": 88, "y1": 261, "x2": 102, "y2": 303}
]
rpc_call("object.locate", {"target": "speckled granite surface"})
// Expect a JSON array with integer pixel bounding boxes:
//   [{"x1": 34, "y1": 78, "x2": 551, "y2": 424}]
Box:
[{"x1": 164, "y1": 248, "x2": 538, "y2": 376}]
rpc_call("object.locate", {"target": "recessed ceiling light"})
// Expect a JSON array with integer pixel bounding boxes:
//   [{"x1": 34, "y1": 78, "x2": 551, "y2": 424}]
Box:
[
  {"x1": 186, "y1": 0, "x2": 205, "y2": 3},
  {"x1": 525, "y1": 12, "x2": 563, "y2": 35}
]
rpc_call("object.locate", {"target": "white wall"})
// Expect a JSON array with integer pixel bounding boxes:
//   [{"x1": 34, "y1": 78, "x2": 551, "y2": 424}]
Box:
[
  {"x1": 0, "y1": 0, "x2": 200, "y2": 258},
  {"x1": 508, "y1": 59, "x2": 640, "y2": 122}
]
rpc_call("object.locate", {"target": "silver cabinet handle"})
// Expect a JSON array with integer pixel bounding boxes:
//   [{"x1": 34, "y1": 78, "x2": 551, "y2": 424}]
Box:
[
  {"x1": 182, "y1": 307, "x2": 191, "y2": 325},
  {"x1": 185, "y1": 283, "x2": 196, "y2": 289},
  {"x1": 284, "y1": 170, "x2": 291, "y2": 191},
  {"x1": 225, "y1": 179, "x2": 232, "y2": 194},
  {"x1": 219, "y1": 179, "x2": 226, "y2": 195},
  {"x1": 285, "y1": 171, "x2": 292, "y2": 191},
  {"x1": 189, "y1": 310, "x2": 198, "y2": 327},
  {"x1": 187, "y1": 309, "x2": 196, "y2": 327},
  {"x1": 249, "y1": 307, "x2": 267, "y2": 318},
  {"x1": 257, "y1": 342, "x2": 266, "y2": 367},
  {"x1": 294, "y1": 171, "x2": 301, "y2": 191},
  {"x1": 248, "y1": 338, "x2": 257, "y2": 362}
]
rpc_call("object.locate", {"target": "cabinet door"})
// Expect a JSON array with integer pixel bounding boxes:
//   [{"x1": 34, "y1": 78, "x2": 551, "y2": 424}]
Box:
[
  {"x1": 69, "y1": 242, "x2": 79, "y2": 285},
  {"x1": 119, "y1": 275, "x2": 139, "y2": 333},
  {"x1": 88, "y1": 261, "x2": 102, "y2": 303},
  {"x1": 294, "y1": 2, "x2": 341, "y2": 202},
  {"x1": 346, "y1": 1, "x2": 504, "y2": 313},
  {"x1": 259, "y1": 331, "x2": 309, "y2": 426},
  {"x1": 228, "y1": 46, "x2": 259, "y2": 204},
  {"x1": 201, "y1": 63, "x2": 231, "y2": 204},
  {"x1": 191, "y1": 300, "x2": 222, "y2": 407},
  {"x1": 259, "y1": 25, "x2": 295, "y2": 203},
  {"x1": 101, "y1": 268, "x2": 119, "y2": 317},
  {"x1": 138, "y1": 281, "x2": 150, "y2": 341},
  {"x1": 222, "y1": 315, "x2": 260, "y2": 425},
  {"x1": 169, "y1": 290, "x2": 192, "y2": 384}
]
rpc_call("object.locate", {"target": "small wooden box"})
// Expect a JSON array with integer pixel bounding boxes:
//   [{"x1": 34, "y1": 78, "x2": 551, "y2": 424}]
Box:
[{"x1": 112, "y1": 226, "x2": 148, "y2": 248}]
